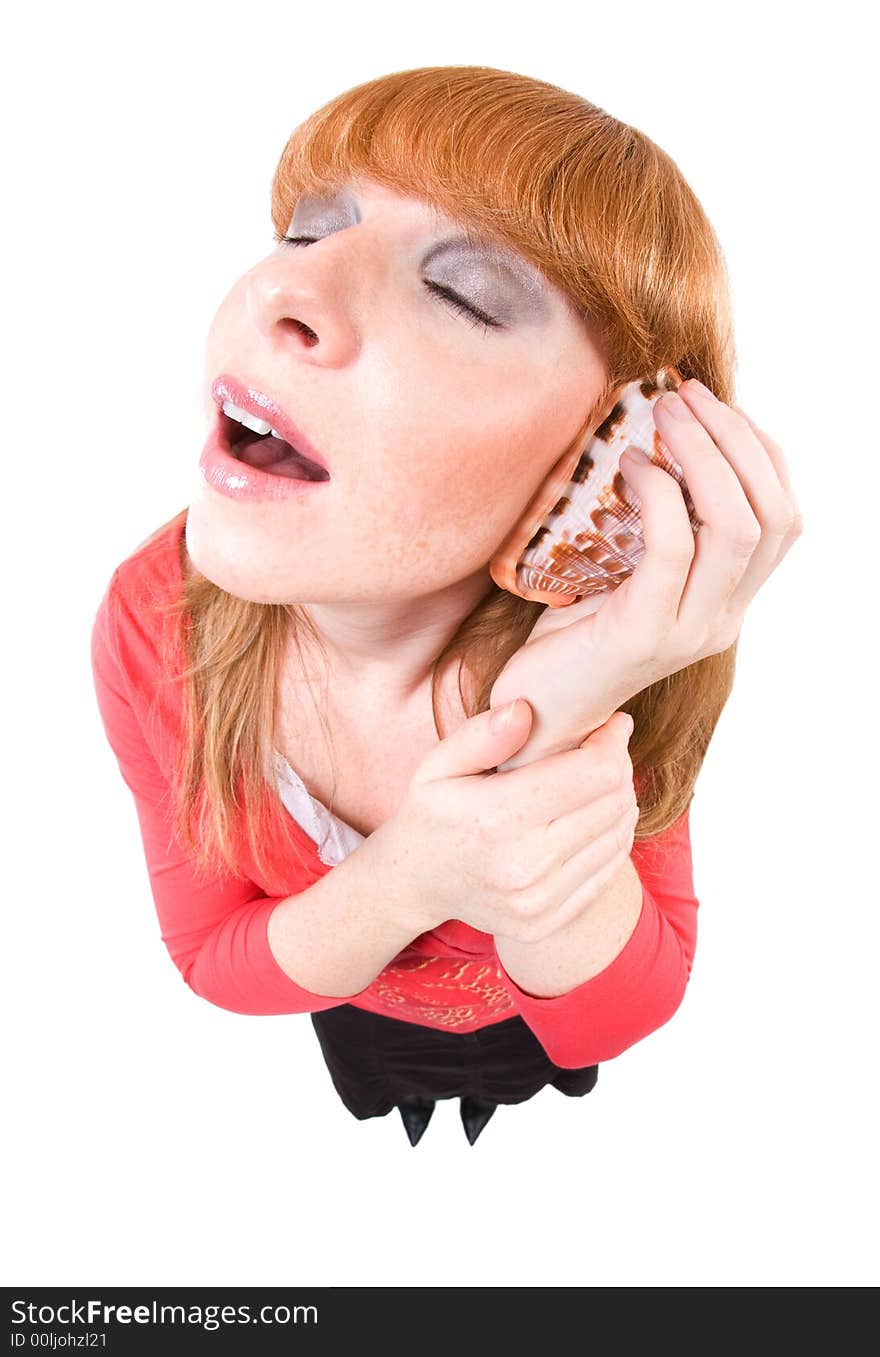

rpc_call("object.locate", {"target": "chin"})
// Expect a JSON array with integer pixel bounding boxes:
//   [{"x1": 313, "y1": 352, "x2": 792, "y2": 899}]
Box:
[
  {"x1": 183, "y1": 507, "x2": 265, "y2": 602},
  {"x1": 184, "y1": 507, "x2": 322, "y2": 605}
]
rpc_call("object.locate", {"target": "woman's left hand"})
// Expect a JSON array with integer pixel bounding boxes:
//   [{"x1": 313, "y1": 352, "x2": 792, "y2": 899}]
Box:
[{"x1": 489, "y1": 378, "x2": 804, "y2": 770}]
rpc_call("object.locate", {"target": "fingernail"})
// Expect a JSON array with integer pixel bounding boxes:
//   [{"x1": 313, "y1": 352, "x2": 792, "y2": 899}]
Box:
[
  {"x1": 686, "y1": 379, "x2": 716, "y2": 400},
  {"x1": 621, "y1": 445, "x2": 650, "y2": 464},
  {"x1": 656, "y1": 392, "x2": 694, "y2": 422},
  {"x1": 490, "y1": 700, "x2": 517, "y2": 733}
]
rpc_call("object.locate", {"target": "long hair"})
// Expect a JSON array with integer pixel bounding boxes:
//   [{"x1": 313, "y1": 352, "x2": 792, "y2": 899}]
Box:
[{"x1": 150, "y1": 65, "x2": 739, "y2": 893}]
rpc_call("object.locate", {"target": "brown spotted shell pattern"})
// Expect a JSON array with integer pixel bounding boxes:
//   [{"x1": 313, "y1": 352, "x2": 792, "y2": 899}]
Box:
[{"x1": 488, "y1": 366, "x2": 702, "y2": 608}]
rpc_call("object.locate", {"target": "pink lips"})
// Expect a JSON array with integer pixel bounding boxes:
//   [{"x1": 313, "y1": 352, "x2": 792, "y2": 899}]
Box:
[
  {"x1": 199, "y1": 403, "x2": 333, "y2": 503},
  {"x1": 210, "y1": 374, "x2": 332, "y2": 477}
]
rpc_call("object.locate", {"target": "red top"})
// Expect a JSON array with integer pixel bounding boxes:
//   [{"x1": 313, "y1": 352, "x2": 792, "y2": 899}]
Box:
[{"x1": 90, "y1": 510, "x2": 700, "y2": 1068}]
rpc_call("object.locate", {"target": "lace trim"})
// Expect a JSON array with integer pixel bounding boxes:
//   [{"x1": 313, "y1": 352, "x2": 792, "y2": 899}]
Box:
[{"x1": 272, "y1": 748, "x2": 366, "y2": 867}]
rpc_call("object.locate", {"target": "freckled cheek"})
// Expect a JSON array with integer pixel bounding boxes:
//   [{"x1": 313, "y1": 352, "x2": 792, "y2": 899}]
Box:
[
  {"x1": 335, "y1": 402, "x2": 554, "y2": 583},
  {"x1": 373, "y1": 447, "x2": 507, "y2": 540}
]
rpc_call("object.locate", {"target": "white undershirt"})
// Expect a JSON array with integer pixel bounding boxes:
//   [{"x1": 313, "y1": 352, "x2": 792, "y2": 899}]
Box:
[{"x1": 272, "y1": 748, "x2": 365, "y2": 868}]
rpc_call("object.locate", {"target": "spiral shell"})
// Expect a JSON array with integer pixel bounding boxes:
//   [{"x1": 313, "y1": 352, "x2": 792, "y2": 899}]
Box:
[{"x1": 488, "y1": 365, "x2": 702, "y2": 607}]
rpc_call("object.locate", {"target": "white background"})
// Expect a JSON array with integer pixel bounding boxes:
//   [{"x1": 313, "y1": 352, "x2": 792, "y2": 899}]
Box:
[{"x1": 3, "y1": 0, "x2": 877, "y2": 1289}]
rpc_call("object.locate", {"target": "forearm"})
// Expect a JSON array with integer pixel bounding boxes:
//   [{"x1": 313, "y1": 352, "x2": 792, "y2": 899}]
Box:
[
  {"x1": 267, "y1": 824, "x2": 427, "y2": 999},
  {"x1": 494, "y1": 854, "x2": 643, "y2": 998}
]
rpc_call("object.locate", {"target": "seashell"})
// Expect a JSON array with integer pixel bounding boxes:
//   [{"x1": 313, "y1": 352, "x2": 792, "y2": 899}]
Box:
[{"x1": 489, "y1": 365, "x2": 703, "y2": 608}]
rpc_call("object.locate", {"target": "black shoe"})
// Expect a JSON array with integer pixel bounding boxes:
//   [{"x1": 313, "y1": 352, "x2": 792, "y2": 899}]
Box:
[
  {"x1": 459, "y1": 1095, "x2": 497, "y2": 1145},
  {"x1": 397, "y1": 1094, "x2": 436, "y2": 1147}
]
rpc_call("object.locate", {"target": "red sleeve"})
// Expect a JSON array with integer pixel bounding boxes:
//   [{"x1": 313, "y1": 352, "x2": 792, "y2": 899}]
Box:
[
  {"x1": 491, "y1": 808, "x2": 699, "y2": 1068},
  {"x1": 90, "y1": 569, "x2": 364, "y2": 1017}
]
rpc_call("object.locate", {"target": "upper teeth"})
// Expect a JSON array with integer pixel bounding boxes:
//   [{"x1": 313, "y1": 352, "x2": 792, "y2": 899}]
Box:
[{"x1": 222, "y1": 399, "x2": 285, "y2": 441}]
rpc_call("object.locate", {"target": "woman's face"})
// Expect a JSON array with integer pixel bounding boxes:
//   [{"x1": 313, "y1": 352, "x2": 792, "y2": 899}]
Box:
[{"x1": 186, "y1": 175, "x2": 610, "y2": 605}]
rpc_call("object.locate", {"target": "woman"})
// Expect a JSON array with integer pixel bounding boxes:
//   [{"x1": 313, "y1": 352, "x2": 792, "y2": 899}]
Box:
[{"x1": 90, "y1": 66, "x2": 802, "y2": 1147}]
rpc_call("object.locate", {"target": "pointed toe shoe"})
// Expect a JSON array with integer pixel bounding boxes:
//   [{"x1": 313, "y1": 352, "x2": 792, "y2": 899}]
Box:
[
  {"x1": 459, "y1": 1095, "x2": 498, "y2": 1146},
  {"x1": 397, "y1": 1094, "x2": 436, "y2": 1147}
]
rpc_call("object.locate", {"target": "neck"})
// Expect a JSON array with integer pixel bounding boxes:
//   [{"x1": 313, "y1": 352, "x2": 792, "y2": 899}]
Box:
[{"x1": 294, "y1": 566, "x2": 496, "y2": 708}]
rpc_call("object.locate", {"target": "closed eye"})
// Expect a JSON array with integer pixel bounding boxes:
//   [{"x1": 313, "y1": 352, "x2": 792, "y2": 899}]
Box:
[
  {"x1": 272, "y1": 232, "x2": 501, "y2": 334},
  {"x1": 423, "y1": 281, "x2": 499, "y2": 333}
]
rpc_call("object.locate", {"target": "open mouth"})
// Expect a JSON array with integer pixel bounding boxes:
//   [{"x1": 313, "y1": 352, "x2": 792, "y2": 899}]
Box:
[{"x1": 220, "y1": 411, "x2": 331, "y2": 482}]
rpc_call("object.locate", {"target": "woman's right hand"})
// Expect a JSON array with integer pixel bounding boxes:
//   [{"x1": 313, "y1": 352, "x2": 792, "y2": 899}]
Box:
[{"x1": 367, "y1": 698, "x2": 639, "y2": 944}]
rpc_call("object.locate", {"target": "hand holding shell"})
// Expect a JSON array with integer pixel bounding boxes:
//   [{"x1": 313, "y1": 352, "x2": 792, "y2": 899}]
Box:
[{"x1": 488, "y1": 379, "x2": 804, "y2": 771}]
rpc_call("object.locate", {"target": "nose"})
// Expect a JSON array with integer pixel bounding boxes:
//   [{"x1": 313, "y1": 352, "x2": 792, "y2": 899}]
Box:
[{"x1": 245, "y1": 248, "x2": 362, "y2": 366}]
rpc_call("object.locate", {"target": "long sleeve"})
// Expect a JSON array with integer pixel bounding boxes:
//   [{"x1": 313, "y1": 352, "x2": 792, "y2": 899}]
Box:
[
  {"x1": 90, "y1": 569, "x2": 362, "y2": 1017},
  {"x1": 491, "y1": 808, "x2": 699, "y2": 1068}
]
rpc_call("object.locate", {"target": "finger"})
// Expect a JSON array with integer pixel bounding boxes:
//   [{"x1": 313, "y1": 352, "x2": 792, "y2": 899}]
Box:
[
  {"x1": 651, "y1": 384, "x2": 772, "y2": 635},
  {"x1": 621, "y1": 413, "x2": 749, "y2": 641},
  {"x1": 549, "y1": 839, "x2": 636, "y2": 938},
  {"x1": 678, "y1": 384, "x2": 801, "y2": 555},
  {"x1": 614, "y1": 443, "x2": 697, "y2": 637},
  {"x1": 724, "y1": 404, "x2": 805, "y2": 612},
  {"x1": 493, "y1": 712, "x2": 632, "y2": 826},
  {"x1": 679, "y1": 389, "x2": 803, "y2": 614},
  {"x1": 675, "y1": 382, "x2": 792, "y2": 531},
  {"x1": 544, "y1": 782, "x2": 637, "y2": 868},
  {"x1": 731, "y1": 403, "x2": 799, "y2": 508},
  {"x1": 524, "y1": 805, "x2": 638, "y2": 940}
]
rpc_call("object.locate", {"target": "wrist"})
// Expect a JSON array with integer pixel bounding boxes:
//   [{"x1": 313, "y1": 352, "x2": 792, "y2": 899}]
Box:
[{"x1": 359, "y1": 817, "x2": 443, "y2": 937}]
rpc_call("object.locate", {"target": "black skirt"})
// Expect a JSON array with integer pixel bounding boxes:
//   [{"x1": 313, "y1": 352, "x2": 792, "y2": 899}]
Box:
[{"x1": 310, "y1": 1003, "x2": 599, "y2": 1120}]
